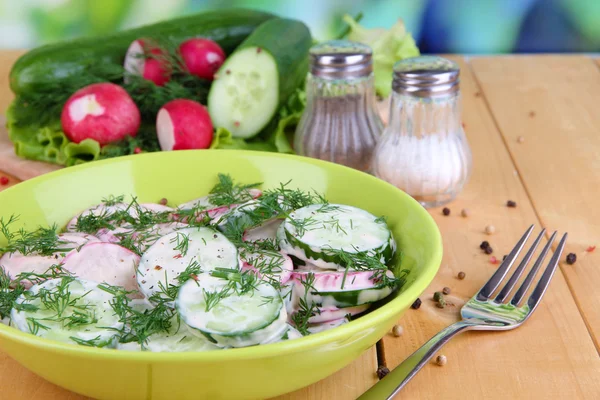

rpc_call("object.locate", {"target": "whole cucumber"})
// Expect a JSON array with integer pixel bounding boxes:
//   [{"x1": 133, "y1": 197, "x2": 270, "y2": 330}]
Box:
[{"x1": 10, "y1": 9, "x2": 275, "y2": 95}]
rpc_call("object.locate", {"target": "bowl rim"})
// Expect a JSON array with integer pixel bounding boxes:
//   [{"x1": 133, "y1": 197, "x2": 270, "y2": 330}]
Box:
[{"x1": 0, "y1": 150, "x2": 442, "y2": 362}]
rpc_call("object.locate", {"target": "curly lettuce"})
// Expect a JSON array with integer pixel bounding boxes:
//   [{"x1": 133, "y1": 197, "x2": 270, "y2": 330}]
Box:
[{"x1": 343, "y1": 14, "x2": 420, "y2": 97}]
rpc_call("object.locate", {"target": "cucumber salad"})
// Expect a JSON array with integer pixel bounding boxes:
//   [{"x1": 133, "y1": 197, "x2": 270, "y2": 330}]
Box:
[{"x1": 0, "y1": 174, "x2": 405, "y2": 352}]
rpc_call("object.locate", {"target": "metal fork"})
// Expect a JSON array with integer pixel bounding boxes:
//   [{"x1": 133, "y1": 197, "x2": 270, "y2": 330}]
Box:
[{"x1": 358, "y1": 225, "x2": 567, "y2": 400}]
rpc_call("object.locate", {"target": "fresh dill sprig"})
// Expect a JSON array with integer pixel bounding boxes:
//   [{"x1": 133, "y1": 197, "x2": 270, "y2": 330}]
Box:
[
  {"x1": 69, "y1": 335, "x2": 106, "y2": 347},
  {"x1": 0, "y1": 265, "x2": 73, "y2": 319},
  {"x1": 290, "y1": 273, "x2": 319, "y2": 336},
  {"x1": 102, "y1": 195, "x2": 125, "y2": 206},
  {"x1": 0, "y1": 216, "x2": 69, "y2": 256},
  {"x1": 324, "y1": 247, "x2": 398, "y2": 290},
  {"x1": 99, "y1": 283, "x2": 175, "y2": 346},
  {"x1": 170, "y1": 232, "x2": 190, "y2": 257},
  {"x1": 202, "y1": 268, "x2": 259, "y2": 312},
  {"x1": 209, "y1": 174, "x2": 261, "y2": 207}
]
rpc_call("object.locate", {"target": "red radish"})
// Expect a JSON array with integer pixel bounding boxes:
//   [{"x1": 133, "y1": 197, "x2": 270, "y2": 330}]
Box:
[
  {"x1": 179, "y1": 38, "x2": 225, "y2": 80},
  {"x1": 61, "y1": 83, "x2": 141, "y2": 145},
  {"x1": 156, "y1": 99, "x2": 213, "y2": 150},
  {"x1": 0, "y1": 233, "x2": 99, "y2": 286},
  {"x1": 124, "y1": 39, "x2": 171, "y2": 86},
  {"x1": 61, "y1": 242, "x2": 141, "y2": 294}
]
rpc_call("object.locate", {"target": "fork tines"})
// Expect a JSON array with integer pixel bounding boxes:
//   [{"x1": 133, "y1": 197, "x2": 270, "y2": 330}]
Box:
[{"x1": 476, "y1": 225, "x2": 567, "y2": 310}]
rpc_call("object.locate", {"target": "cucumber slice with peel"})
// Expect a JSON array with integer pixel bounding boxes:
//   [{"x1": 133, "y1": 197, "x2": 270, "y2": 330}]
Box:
[
  {"x1": 11, "y1": 278, "x2": 123, "y2": 347},
  {"x1": 137, "y1": 227, "x2": 238, "y2": 302},
  {"x1": 176, "y1": 274, "x2": 287, "y2": 348},
  {"x1": 209, "y1": 48, "x2": 279, "y2": 138},
  {"x1": 279, "y1": 204, "x2": 396, "y2": 270}
]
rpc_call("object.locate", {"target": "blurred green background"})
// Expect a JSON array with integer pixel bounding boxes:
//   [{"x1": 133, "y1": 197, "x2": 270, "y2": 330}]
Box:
[{"x1": 0, "y1": 0, "x2": 599, "y2": 53}]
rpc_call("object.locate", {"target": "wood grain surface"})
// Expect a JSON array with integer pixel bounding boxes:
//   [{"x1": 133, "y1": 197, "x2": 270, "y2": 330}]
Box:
[{"x1": 1, "y1": 54, "x2": 600, "y2": 399}]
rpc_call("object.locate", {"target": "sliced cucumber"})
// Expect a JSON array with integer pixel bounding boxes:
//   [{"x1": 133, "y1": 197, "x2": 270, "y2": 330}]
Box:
[
  {"x1": 208, "y1": 18, "x2": 312, "y2": 138},
  {"x1": 10, "y1": 278, "x2": 122, "y2": 347},
  {"x1": 279, "y1": 204, "x2": 396, "y2": 270},
  {"x1": 176, "y1": 274, "x2": 286, "y2": 348},
  {"x1": 137, "y1": 227, "x2": 238, "y2": 302},
  {"x1": 144, "y1": 314, "x2": 220, "y2": 353},
  {"x1": 209, "y1": 48, "x2": 279, "y2": 138},
  {"x1": 291, "y1": 270, "x2": 395, "y2": 308}
]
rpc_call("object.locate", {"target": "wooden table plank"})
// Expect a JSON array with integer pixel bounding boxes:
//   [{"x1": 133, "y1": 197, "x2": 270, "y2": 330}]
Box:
[
  {"x1": 379, "y1": 56, "x2": 600, "y2": 399},
  {"x1": 470, "y1": 55, "x2": 600, "y2": 350},
  {"x1": 0, "y1": 50, "x2": 23, "y2": 113}
]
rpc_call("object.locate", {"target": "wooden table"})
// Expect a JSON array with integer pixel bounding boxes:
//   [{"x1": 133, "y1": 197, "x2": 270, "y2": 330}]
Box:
[{"x1": 1, "y1": 53, "x2": 600, "y2": 399}]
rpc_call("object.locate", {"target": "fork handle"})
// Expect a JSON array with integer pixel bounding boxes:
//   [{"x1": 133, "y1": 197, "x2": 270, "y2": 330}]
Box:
[{"x1": 358, "y1": 321, "x2": 477, "y2": 400}]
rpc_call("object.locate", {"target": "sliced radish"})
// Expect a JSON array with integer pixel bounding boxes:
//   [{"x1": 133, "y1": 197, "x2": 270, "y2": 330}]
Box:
[
  {"x1": 179, "y1": 38, "x2": 225, "y2": 80},
  {"x1": 0, "y1": 233, "x2": 99, "y2": 284},
  {"x1": 61, "y1": 242, "x2": 141, "y2": 293},
  {"x1": 61, "y1": 83, "x2": 141, "y2": 145},
  {"x1": 291, "y1": 269, "x2": 395, "y2": 308},
  {"x1": 96, "y1": 226, "x2": 133, "y2": 243},
  {"x1": 156, "y1": 99, "x2": 214, "y2": 151},
  {"x1": 124, "y1": 39, "x2": 171, "y2": 86}
]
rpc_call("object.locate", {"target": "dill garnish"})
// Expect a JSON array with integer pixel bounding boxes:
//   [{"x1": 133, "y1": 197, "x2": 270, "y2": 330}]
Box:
[
  {"x1": 0, "y1": 216, "x2": 69, "y2": 256},
  {"x1": 290, "y1": 273, "x2": 319, "y2": 336},
  {"x1": 170, "y1": 232, "x2": 190, "y2": 257},
  {"x1": 209, "y1": 174, "x2": 261, "y2": 207}
]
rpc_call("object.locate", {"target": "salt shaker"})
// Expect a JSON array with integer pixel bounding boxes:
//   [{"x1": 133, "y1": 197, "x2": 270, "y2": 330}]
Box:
[
  {"x1": 372, "y1": 56, "x2": 472, "y2": 207},
  {"x1": 294, "y1": 40, "x2": 384, "y2": 172}
]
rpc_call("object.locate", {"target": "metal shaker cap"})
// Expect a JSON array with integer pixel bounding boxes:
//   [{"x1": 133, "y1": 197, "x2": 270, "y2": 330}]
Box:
[
  {"x1": 310, "y1": 40, "x2": 373, "y2": 80},
  {"x1": 393, "y1": 56, "x2": 459, "y2": 97}
]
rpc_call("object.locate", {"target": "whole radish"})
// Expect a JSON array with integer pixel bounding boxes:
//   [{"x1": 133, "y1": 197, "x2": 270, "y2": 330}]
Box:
[
  {"x1": 124, "y1": 39, "x2": 171, "y2": 86},
  {"x1": 179, "y1": 38, "x2": 225, "y2": 80},
  {"x1": 156, "y1": 99, "x2": 213, "y2": 150},
  {"x1": 61, "y1": 83, "x2": 141, "y2": 145}
]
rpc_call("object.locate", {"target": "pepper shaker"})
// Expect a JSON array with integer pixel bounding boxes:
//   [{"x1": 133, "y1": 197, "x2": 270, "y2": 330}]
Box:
[
  {"x1": 294, "y1": 40, "x2": 384, "y2": 172},
  {"x1": 372, "y1": 56, "x2": 472, "y2": 207}
]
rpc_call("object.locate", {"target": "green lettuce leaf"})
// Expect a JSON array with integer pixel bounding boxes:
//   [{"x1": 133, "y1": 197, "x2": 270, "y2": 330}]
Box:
[{"x1": 343, "y1": 14, "x2": 420, "y2": 97}]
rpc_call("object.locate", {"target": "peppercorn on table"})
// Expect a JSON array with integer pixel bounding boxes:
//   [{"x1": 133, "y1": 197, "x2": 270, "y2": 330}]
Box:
[{"x1": 2, "y1": 53, "x2": 600, "y2": 399}]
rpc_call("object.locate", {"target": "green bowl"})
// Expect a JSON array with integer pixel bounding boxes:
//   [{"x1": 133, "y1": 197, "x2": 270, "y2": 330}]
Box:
[{"x1": 0, "y1": 150, "x2": 442, "y2": 400}]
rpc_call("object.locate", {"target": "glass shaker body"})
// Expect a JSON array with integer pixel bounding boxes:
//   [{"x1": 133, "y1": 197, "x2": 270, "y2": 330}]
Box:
[
  {"x1": 295, "y1": 74, "x2": 383, "y2": 172},
  {"x1": 372, "y1": 56, "x2": 472, "y2": 207},
  {"x1": 294, "y1": 40, "x2": 384, "y2": 172}
]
